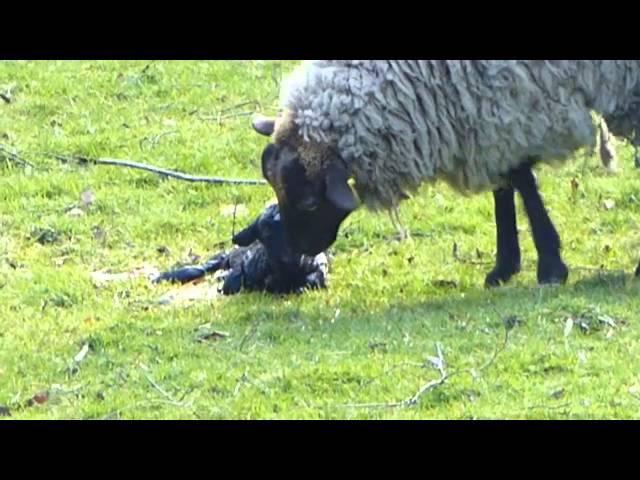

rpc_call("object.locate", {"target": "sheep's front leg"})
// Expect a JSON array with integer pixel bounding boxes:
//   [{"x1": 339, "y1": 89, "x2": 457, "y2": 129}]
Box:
[
  {"x1": 510, "y1": 164, "x2": 568, "y2": 285},
  {"x1": 485, "y1": 186, "x2": 522, "y2": 287}
]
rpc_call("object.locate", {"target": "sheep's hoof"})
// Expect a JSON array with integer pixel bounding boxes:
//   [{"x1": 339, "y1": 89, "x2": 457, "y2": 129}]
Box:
[
  {"x1": 485, "y1": 262, "x2": 521, "y2": 288},
  {"x1": 537, "y1": 257, "x2": 568, "y2": 285}
]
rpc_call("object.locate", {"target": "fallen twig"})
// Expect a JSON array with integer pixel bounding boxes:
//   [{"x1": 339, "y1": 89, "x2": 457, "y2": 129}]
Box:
[
  {"x1": 452, "y1": 242, "x2": 492, "y2": 266},
  {"x1": 523, "y1": 402, "x2": 571, "y2": 411},
  {"x1": 0, "y1": 144, "x2": 36, "y2": 169},
  {"x1": 48, "y1": 153, "x2": 267, "y2": 185},
  {"x1": 140, "y1": 365, "x2": 189, "y2": 407},
  {"x1": 571, "y1": 265, "x2": 628, "y2": 274},
  {"x1": 199, "y1": 111, "x2": 256, "y2": 123},
  {"x1": 233, "y1": 370, "x2": 249, "y2": 396},
  {"x1": 340, "y1": 343, "x2": 450, "y2": 409},
  {"x1": 339, "y1": 322, "x2": 512, "y2": 410},
  {"x1": 363, "y1": 361, "x2": 428, "y2": 387},
  {"x1": 0, "y1": 84, "x2": 15, "y2": 104},
  {"x1": 99, "y1": 398, "x2": 195, "y2": 419},
  {"x1": 144, "y1": 372, "x2": 178, "y2": 403},
  {"x1": 139, "y1": 130, "x2": 178, "y2": 150},
  {"x1": 197, "y1": 101, "x2": 262, "y2": 124},
  {"x1": 219, "y1": 101, "x2": 261, "y2": 114}
]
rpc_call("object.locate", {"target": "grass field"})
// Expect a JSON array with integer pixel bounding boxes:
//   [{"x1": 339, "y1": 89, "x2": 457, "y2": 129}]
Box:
[{"x1": 1, "y1": 60, "x2": 640, "y2": 419}]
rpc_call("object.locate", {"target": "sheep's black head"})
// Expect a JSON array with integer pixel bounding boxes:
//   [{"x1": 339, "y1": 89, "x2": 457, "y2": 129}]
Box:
[{"x1": 252, "y1": 115, "x2": 359, "y2": 256}]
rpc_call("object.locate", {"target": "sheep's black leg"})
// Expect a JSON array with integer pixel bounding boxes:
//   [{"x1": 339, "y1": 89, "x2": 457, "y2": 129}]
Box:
[
  {"x1": 510, "y1": 164, "x2": 568, "y2": 285},
  {"x1": 635, "y1": 262, "x2": 640, "y2": 277},
  {"x1": 485, "y1": 186, "x2": 521, "y2": 287}
]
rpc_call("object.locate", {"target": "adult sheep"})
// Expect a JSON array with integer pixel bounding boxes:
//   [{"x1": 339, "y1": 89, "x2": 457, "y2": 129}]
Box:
[{"x1": 251, "y1": 60, "x2": 640, "y2": 286}]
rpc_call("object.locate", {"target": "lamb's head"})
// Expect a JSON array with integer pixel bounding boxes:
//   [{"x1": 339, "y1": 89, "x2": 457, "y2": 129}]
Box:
[
  {"x1": 252, "y1": 114, "x2": 359, "y2": 256},
  {"x1": 232, "y1": 203, "x2": 299, "y2": 268}
]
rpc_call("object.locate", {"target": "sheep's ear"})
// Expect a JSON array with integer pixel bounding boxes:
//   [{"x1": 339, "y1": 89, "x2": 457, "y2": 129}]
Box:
[
  {"x1": 261, "y1": 143, "x2": 277, "y2": 183},
  {"x1": 232, "y1": 222, "x2": 259, "y2": 246},
  {"x1": 252, "y1": 115, "x2": 276, "y2": 136},
  {"x1": 325, "y1": 162, "x2": 359, "y2": 212}
]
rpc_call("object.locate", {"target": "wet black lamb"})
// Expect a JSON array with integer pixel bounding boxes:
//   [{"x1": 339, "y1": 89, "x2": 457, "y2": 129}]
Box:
[{"x1": 152, "y1": 204, "x2": 329, "y2": 295}]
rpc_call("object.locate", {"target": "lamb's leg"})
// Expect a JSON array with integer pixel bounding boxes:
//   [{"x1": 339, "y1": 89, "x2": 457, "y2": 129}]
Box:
[
  {"x1": 510, "y1": 163, "x2": 568, "y2": 285},
  {"x1": 485, "y1": 186, "x2": 521, "y2": 287},
  {"x1": 152, "y1": 251, "x2": 229, "y2": 285},
  {"x1": 221, "y1": 269, "x2": 244, "y2": 295},
  {"x1": 304, "y1": 271, "x2": 327, "y2": 290},
  {"x1": 201, "y1": 252, "x2": 230, "y2": 274}
]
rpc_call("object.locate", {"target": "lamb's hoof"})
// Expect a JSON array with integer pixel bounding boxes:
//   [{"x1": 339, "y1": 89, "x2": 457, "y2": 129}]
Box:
[
  {"x1": 221, "y1": 271, "x2": 243, "y2": 295},
  {"x1": 485, "y1": 263, "x2": 521, "y2": 288},
  {"x1": 537, "y1": 257, "x2": 569, "y2": 285}
]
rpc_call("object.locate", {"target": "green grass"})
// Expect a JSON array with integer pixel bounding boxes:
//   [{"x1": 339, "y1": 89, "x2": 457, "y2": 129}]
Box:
[{"x1": 1, "y1": 60, "x2": 640, "y2": 419}]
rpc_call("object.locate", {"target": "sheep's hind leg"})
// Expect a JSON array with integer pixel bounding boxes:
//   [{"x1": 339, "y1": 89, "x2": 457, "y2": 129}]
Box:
[
  {"x1": 485, "y1": 186, "x2": 522, "y2": 287},
  {"x1": 510, "y1": 163, "x2": 568, "y2": 285}
]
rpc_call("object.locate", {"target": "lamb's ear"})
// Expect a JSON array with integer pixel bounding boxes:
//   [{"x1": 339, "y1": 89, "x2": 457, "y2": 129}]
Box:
[
  {"x1": 232, "y1": 222, "x2": 259, "y2": 247},
  {"x1": 325, "y1": 161, "x2": 359, "y2": 212},
  {"x1": 252, "y1": 115, "x2": 276, "y2": 136}
]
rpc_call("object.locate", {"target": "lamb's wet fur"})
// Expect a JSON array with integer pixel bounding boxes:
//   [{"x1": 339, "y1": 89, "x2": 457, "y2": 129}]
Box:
[{"x1": 153, "y1": 204, "x2": 329, "y2": 295}]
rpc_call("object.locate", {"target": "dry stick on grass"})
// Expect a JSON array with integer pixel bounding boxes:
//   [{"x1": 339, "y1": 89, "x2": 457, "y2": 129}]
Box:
[
  {"x1": 140, "y1": 362, "x2": 186, "y2": 406},
  {"x1": 197, "y1": 100, "x2": 261, "y2": 123},
  {"x1": 202, "y1": 111, "x2": 257, "y2": 124},
  {"x1": 363, "y1": 361, "x2": 429, "y2": 387},
  {"x1": 572, "y1": 265, "x2": 628, "y2": 274},
  {"x1": 48, "y1": 153, "x2": 267, "y2": 186},
  {"x1": 340, "y1": 324, "x2": 512, "y2": 410},
  {"x1": 218, "y1": 101, "x2": 261, "y2": 113},
  {"x1": 523, "y1": 402, "x2": 571, "y2": 412},
  {"x1": 0, "y1": 144, "x2": 36, "y2": 169},
  {"x1": 452, "y1": 241, "x2": 492, "y2": 266},
  {"x1": 339, "y1": 343, "x2": 450, "y2": 409},
  {"x1": 100, "y1": 399, "x2": 195, "y2": 420},
  {"x1": 139, "y1": 130, "x2": 178, "y2": 150},
  {"x1": 233, "y1": 369, "x2": 250, "y2": 396},
  {"x1": 142, "y1": 367, "x2": 192, "y2": 408}
]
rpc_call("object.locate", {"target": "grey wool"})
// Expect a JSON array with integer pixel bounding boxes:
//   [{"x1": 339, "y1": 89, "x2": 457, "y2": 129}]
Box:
[{"x1": 278, "y1": 60, "x2": 640, "y2": 211}]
